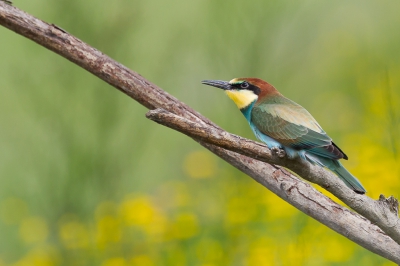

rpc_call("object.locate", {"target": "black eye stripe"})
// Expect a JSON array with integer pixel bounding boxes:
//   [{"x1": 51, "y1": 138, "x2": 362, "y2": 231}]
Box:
[{"x1": 231, "y1": 82, "x2": 260, "y2": 95}]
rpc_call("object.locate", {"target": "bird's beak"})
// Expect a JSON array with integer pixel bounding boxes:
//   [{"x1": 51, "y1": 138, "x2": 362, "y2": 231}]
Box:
[{"x1": 201, "y1": 80, "x2": 231, "y2": 90}]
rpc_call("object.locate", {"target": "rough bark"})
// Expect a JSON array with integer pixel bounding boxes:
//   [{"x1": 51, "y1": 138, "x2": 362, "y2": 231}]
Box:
[{"x1": 1, "y1": 2, "x2": 399, "y2": 263}]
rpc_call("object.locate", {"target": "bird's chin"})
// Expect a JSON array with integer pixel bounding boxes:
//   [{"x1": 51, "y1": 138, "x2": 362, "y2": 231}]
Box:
[{"x1": 225, "y1": 90, "x2": 258, "y2": 109}]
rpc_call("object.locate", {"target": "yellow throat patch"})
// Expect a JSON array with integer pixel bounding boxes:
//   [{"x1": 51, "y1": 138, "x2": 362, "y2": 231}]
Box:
[{"x1": 225, "y1": 90, "x2": 258, "y2": 109}]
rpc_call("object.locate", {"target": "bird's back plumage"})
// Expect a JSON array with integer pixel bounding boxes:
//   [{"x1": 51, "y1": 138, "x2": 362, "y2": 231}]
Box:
[{"x1": 252, "y1": 95, "x2": 347, "y2": 160}]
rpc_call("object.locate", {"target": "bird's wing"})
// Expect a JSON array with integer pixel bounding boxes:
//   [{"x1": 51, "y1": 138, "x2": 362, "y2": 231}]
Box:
[{"x1": 251, "y1": 101, "x2": 347, "y2": 160}]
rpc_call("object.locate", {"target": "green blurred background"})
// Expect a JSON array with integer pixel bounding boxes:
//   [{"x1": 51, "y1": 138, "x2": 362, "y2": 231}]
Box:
[{"x1": 0, "y1": 0, "x2": 399, "y2": 265}]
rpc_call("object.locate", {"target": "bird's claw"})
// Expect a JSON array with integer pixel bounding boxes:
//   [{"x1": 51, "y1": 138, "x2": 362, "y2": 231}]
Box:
[{"x1": 271, "y1": 147, "x2": 286, "y2": 158}]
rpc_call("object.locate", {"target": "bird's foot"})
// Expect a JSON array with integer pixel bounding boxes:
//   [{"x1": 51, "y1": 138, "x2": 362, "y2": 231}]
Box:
[{"x1": 271, "y1": 147, "x2": 286, "y2": 158}]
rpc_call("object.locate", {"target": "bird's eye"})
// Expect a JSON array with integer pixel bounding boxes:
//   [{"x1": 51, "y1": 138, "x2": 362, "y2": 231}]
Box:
[{"x1": 240, "y1": 82, "x2": 249, "y2": 89}]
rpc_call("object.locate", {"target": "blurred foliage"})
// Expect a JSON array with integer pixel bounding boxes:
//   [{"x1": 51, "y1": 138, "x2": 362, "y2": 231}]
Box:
[{"x1": 0, "y1": 0, "x2": 399, "y2": 265}]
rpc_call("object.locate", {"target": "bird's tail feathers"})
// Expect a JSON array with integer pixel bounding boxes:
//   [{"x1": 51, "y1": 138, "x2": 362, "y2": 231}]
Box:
[
  {"x1": 305, "y1": 153, "x2": 366, "y2": 194},
  {"x1": 332, "y1": 164, "x2": 366, "y2": 194}
]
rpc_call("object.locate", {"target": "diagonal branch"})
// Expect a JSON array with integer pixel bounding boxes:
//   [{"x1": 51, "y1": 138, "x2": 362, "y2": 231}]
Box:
[
  {"x1": 145, "y1": 109, "x2": 400, "y2": 262},
  {"x1": 0, "y1": 2, "x2": 399, "y2": 263}
]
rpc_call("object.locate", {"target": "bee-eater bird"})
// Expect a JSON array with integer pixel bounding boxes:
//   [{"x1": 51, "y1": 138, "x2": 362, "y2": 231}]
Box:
[{"x1": 202, "y1": 78, "x2": 366, "y2": 194}]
